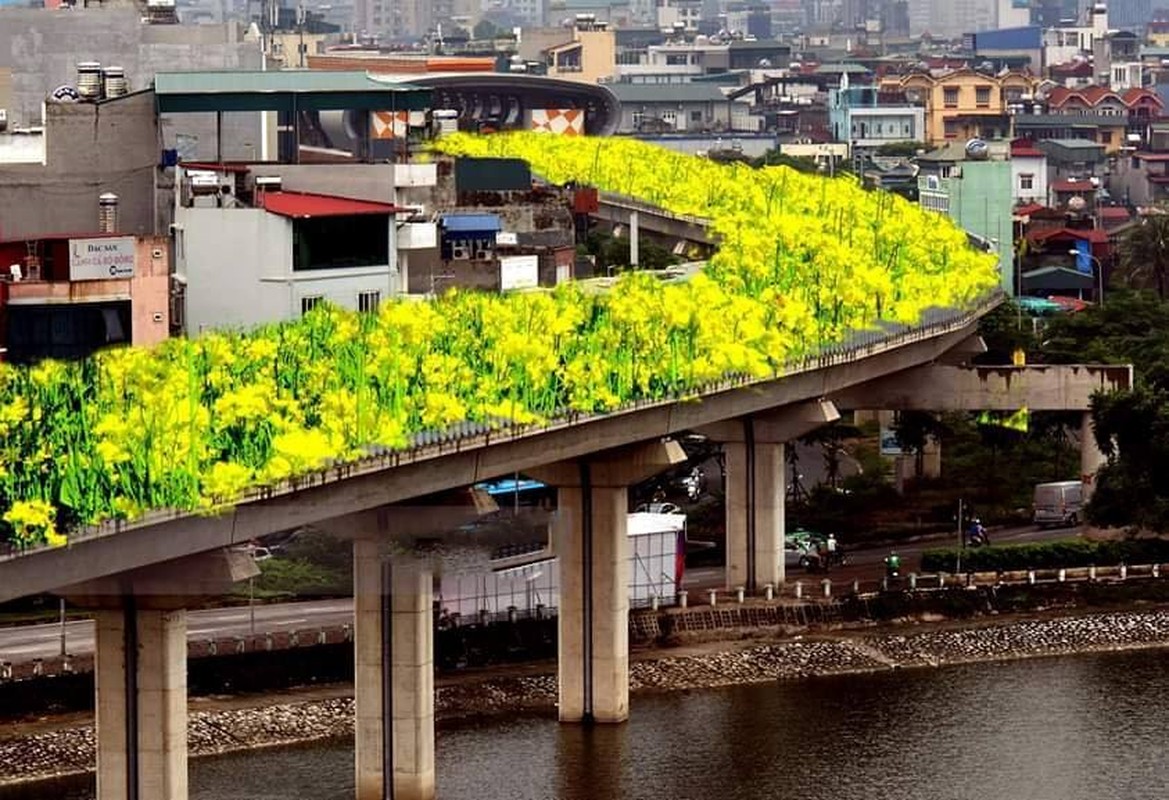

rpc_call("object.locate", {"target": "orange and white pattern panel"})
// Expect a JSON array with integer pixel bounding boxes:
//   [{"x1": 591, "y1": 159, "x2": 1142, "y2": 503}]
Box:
[
  {"x1": 371, "y1": 110, "x2": 409, "y2": 139},
  {"x1": 529, "y1": 108, "x2": 585, "y2": 135}
]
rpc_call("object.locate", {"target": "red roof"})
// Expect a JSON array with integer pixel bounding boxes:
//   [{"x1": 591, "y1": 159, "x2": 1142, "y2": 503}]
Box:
[
  {"x1": 258, "y1": 191, "x2": 405, "y2": 219},
  {"x1": 1135, "y1": 152, "x2": 1169, "y2": 162},
  {"x1": 181, "y1": 161, "x2": 253, "y2": 174},
  {"x1": 1098, "y1": 207, "x2": 1131, "y2": 219},
  {"x1": 1051, "y1": 179, "x2": 1095, "y2": 193},
  {"x1": 1028, "y1": 226, "x2": 1110, "y2": 244},
  {"x1": 1014, "y1": 203, "x2": 1048, "y2": 217}
]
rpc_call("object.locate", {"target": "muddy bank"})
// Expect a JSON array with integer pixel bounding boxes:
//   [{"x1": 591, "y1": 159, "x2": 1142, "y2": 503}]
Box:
[{"x1": 4, "y1": 608, "x2": 1169, "y2": 786}]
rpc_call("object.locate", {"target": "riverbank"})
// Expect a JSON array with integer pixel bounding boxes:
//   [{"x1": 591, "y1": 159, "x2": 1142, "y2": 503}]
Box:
[{"x1": 4, "y1": 605, "x2": 1169, "y2": 787}]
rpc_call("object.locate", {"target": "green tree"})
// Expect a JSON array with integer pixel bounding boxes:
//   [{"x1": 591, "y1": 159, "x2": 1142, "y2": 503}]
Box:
[
  {"x1": 473, "y1": 19, "x2": 500, "y2": 39},
  {"x1": 891, "y1": 411, "x2": 948, "y2": 479},
  {"x1": 875, "y1": 141, "x2": 926, "y2": 157},
  {"x1": 1118, "y1": 211, "x2": 1169, "y2": 299}
]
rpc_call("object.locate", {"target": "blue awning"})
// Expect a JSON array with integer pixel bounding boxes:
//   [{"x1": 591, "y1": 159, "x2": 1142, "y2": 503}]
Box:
[{"x1": 441, "y1": 213, "x2": 501, "y2": 233}]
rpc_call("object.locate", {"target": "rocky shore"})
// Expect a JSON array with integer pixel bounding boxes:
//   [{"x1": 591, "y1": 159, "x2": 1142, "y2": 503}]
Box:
[{"x1": 4, "y1": 608, "x2": 1169, "y2": 786}]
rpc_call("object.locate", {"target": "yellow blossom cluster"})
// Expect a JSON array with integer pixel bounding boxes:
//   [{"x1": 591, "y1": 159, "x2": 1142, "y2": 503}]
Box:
[{"x1": 0, "y1": 134, "x2": 999, "y2": 548}]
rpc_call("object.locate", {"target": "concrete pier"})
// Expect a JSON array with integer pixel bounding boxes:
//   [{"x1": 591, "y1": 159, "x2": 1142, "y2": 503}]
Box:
[
  {"x1": 353, "y1": 544, "x2": 436, "y2": 800},
  {"x1": 697, "y1": 401, "x2": 839, "y2": 591},
  {"x1": 94, "y1": 603, "x2": 188, "y2": 800},
  {"x1": 532, "y1": 440, "x2": 685, "y2": 724}
]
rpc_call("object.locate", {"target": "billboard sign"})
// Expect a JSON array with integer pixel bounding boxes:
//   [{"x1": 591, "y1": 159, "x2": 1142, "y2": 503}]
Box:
[
  {"x1": 69, "y1": 236, "x2": 136, "y2": 281},
  {"x1": 500, "y1": 255, "x2": 539, "y2": 291}
]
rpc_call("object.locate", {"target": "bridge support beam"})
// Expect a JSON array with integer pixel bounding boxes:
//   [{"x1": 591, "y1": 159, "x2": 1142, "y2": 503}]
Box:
[
  {"x1": 354, "y1": 540, "x2": 436, "y2": 800},
  {"x1": 530, "y1": 440, "x2": 686, "y2": 724},
  {"x1": 95, "y1": 601, "x2": 187, "y2": 800},
  {"x1": 1081, "y1": 411, "x2": 1106, "y2": 499},
  {"x1": 695, "y1": 401, "x2": 840, "y2": 592}
]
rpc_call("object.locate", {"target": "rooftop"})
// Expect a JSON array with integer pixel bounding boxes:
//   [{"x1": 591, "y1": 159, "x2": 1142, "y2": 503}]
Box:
[
  {"x1": 154, "y1": 70, "x2": 432, "y2": 113},
  {"x1": 609, "y1": 83, "x2": 729, "y2": 103},
  {"x1": 257, "y1": 191, "x2": 407, "y2": 219}
]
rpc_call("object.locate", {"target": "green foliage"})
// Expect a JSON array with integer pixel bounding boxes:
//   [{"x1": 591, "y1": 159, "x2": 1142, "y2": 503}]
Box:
[
  {"x1": 1035, "y1": 291, "x2": 1169, "y2": 530},
  {"x1": 1117, "y1": 211, "x2": 1169, "y2": 299},
  {"x1": 874, "y1": 141, "x2": 926, "y2": 157},
  {"x1": 581, "y1": 230, "x2": 680, "y2": 272},
  {"x1": 921, "y1": 538, "x2": 1169, "y2": 573},
  {"x1": 974, "y1": 300, "x2": 1040, "y2": 364},
  {"x1": 473, "y1": 19, "x2": 500, "y2": 39},
  {"x1": 253, "y1": 557, "x2": 350, "y2": 598},
  {"x1": 934, "y1": 411, "x2": 1078, "y2": 519}
]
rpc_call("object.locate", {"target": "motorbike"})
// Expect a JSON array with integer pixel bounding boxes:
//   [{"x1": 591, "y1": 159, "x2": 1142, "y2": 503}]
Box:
[
  {"x1": 966, "y1": 521, "x2": 990, "y2": 548},
  {"x1": 801, "y1": 546, "x2": 848, "y2": 573}
]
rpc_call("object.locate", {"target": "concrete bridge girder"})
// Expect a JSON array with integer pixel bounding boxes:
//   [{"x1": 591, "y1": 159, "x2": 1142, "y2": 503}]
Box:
[{"x1": 830, "y1": 364, "x2": 1134, "y2": 413}]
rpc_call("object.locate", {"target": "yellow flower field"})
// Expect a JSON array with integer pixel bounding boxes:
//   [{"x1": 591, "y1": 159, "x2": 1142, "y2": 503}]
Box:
[{"x1": 0, "y1": 134, "x2": 999, "y2": 548}]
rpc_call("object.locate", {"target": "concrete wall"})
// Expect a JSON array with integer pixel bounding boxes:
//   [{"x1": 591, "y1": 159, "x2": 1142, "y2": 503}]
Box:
[
  {"x1": 131, "y1": 234, "x2": 170, "y2": 347},
  {"x1": 175, "y1": 207, "x2": 293, "y2": 334},
  {"x1": 0, "y1": 91, "x2": 158, "y2": 240}
]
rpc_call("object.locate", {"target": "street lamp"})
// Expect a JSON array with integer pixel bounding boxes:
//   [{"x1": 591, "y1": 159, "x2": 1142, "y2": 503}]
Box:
[{"x1": 1068, "y1": 249, "x2": 1106, "y2": 306}]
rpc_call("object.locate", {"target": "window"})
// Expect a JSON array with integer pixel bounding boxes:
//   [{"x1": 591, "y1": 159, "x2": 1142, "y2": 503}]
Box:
[
  {"x1": 293, "y1": 215, "x2": 389, "y2": 271},
  {"x1": 943, "y1": 87, "x2": 959, "y2": 108},
  {"x1": 358, "y1": 290, "x2": 381, "y2": 313},
  {"x1": 975, "y1": 86, "x2": 990, "y2": 108},
  {"x1": 301, "y1": 296, "x2": 323, "y2": 316},
  {"x1": 1020, "y1": 174, "x2": 1034, "y2": 191},
  {"x1": 690, "y1": 109, "x2": 703, "y2": 122},
  {"x1": 1101, "y1": 131, "x2": 1112, "y2": 145}
]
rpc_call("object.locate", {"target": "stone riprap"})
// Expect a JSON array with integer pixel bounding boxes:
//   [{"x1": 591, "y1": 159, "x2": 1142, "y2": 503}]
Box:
[{"x1": 4, "y1": 609, "x2": 1169, "y2": 785}]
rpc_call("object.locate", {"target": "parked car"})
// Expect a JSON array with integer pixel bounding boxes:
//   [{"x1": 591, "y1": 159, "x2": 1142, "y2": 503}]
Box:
[{"x1": 1033, "y1": 480, "x2": 1083, "y2": 528}]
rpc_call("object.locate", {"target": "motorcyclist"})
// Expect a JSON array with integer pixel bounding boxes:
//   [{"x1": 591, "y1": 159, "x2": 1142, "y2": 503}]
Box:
[
  {"x1": 966, "y1": 517, "x2": 988, "y2": 546},
  {"x1": 884, "y1": 552, "x2": 901, "y2": 578}
]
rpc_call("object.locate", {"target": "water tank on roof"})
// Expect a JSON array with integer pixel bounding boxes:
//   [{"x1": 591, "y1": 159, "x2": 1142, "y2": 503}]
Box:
[
  {"x1": 76, "y1": 62, "x2": 102, "y2": 101},
  {"x1": 965, "y1": 138, "x2": 990, "y2": 160},
  {"x1": 102, "y1": 67, "x2": 128, "y2": 99}
]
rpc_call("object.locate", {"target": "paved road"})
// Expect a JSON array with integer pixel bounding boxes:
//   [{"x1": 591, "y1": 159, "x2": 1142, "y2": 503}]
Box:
[
  {"x1": 683, "y1": 523, "x2": 1086, "y2": 589},
  {"x1": 1, "y1": 525, "x2": 1083, "y2": 662},
  {"x1": 0, "y1": 598, "x2": 354, "y2": 663}
]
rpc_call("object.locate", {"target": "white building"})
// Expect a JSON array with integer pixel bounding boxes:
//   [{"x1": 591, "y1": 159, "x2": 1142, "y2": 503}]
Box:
[
  {"x1": 1011, "y1": 139, "x2": 1050, "y2": 205},
  {"x1": 438, "y1": 512, "x2": 687, "y2": 617},
  {"x1": 172, "y1": 162, "x2": 436, "y2": 335}
]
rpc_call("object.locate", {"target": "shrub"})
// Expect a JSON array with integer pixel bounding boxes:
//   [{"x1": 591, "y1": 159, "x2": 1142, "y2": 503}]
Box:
[{"x1": 920, "y1": 538, "x2": 1169, "y2": 573}]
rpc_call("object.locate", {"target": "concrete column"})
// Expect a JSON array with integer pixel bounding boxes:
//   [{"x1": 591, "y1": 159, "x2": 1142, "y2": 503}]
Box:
[
  {"x1": 94, "y1": 602, "x2": 187, "y2": 800},
  {"x1": 723, "y1": 439, "x2": 785, "y2": 592},
  {"x1": 353, "y1": 539, "x2": 436, "y2": 800},
  {"x1": 1081, "y1": 411, "x2": 1106, "y2": 499},
  {"x1": 629, "y1": 210, "x2": 639, "y2": 267},
  {"x1": 555, "y1": 483, "x2": 630, "y2": 723},
  {"x1": 389, "y1": 559, "x2": 435, "y2": 800},
  {"x1": 531, "y1": 441, "x2": 685, "y2": 725},
  {"x1": 696, "y1": 402, "x2": 839, "y2": 592},
  {"x1": 353, "y1": 538, "x2": 386, "y2": 800}
]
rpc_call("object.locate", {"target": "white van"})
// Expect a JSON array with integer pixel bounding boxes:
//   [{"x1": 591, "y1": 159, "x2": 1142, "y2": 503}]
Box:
[{"x1": 1033, "y1": 480, "x2": 1084, "y2": 528}]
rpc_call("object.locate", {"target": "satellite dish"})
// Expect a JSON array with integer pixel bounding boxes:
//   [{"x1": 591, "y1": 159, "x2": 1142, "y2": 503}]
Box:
[
  {"x1": 1068, "y1": 196, "x2": 1087, "y2": 212},
  {"x1": 965, "y1": 138, "x2": 990, "y2": 160},
  {"x1": 50, "y1": 85, "x2": 81, "y2": 103}
]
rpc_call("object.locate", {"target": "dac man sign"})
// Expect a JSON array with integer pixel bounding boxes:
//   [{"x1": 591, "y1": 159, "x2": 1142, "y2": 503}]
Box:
[{"x1": 69, "y1": 236, "x2": 136, "y2": 281}]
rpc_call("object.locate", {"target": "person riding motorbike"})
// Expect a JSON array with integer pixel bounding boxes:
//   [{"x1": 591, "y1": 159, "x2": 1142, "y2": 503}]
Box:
[
  {"x1": 966, "y1": 517, "x2": 989, "y2": 547},
  {"x1": 884, "y1": 551, "x2": 901, "y2": 579}
]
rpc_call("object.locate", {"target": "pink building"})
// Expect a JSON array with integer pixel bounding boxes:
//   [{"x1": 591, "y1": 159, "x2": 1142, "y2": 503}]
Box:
[{"x1": 0, "y1": 233, "x2": 170, "y2": 363}]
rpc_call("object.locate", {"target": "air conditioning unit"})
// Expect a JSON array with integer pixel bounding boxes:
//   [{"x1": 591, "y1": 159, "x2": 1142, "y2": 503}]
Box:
[
  {"x1": 475, "y1": 248, "x2": 492, "y2": 260},
  {"x1": 451, "y1": 245, "x2": 471, "y2": 260}
]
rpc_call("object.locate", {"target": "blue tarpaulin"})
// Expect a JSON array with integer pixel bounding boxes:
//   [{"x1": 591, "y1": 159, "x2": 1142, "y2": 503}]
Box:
[
  {"x1": 1073, "y1": 239, "x2": 1093, "y2": 275},
  {"x1": 441, "y1": 214, "x2": 501, "y2": 233}
]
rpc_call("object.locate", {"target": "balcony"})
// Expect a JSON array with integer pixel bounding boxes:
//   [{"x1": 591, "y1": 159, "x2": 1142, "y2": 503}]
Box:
[{"x1": 2, "y1": 276, "x2": 132, "y2": 305}]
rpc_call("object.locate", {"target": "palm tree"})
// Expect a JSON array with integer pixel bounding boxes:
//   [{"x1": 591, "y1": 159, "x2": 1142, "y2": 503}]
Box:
[{"x1": 1118, "y1": 210, "x2": 1169, "y2": 299}]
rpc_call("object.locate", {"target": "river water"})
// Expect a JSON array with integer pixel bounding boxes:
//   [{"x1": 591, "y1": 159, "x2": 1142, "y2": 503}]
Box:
[{"x1": 14, "y1": 648, "x2": 1169, "y2": 800}]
